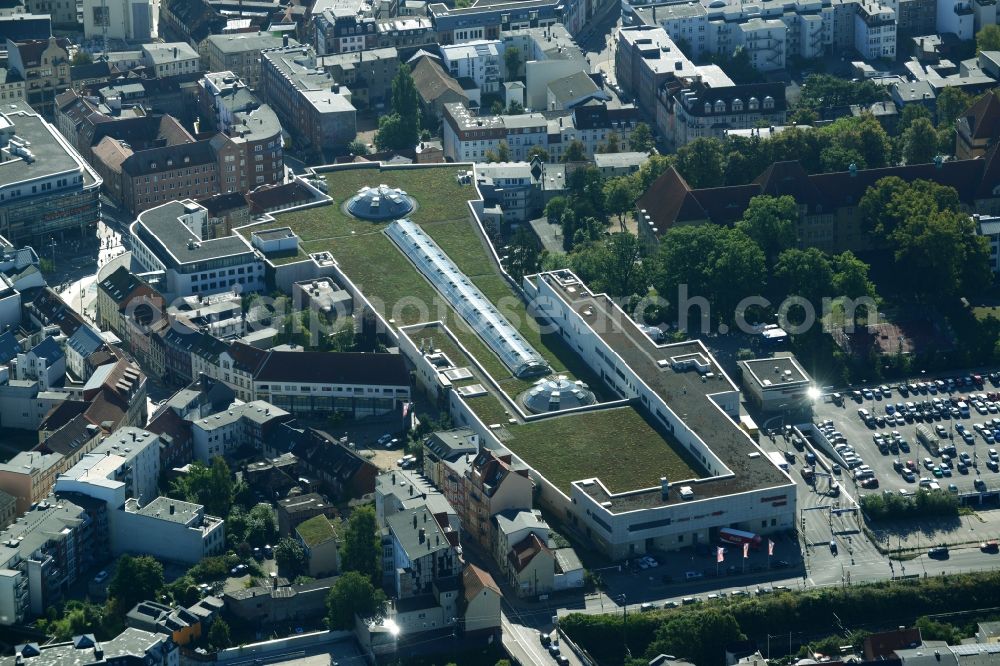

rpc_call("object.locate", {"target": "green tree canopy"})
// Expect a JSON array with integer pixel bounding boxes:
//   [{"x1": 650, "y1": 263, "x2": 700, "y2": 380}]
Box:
[
  {"x1": 504, "y1": 46, "x2": 521, "y2": 80},
  {"x1": 774, "y1": 247, "x2": 834, "y2": 304},
  {"x1": 735, "y1": 195, "x2": 798, "y2": 263},
  {"x1": 936, "y1": 87, "x2": 973, "y2": 128},
  {"x1": 629, "y1": 122, "x2": 654, "y2": 152},
  {"x1": 208, "y1": 618, "x2": 232, "y2": 650},
  {"x1": 675, "y1": 137, "x2": 725, "y2": 188},
  {"x1": 897, "y1": 103, "x2": 932, "y2": 134},
  {"x1": 832, "y1": 251, "x2": 876, "y2": 300},
  {"x1": 571, "y1": 232, "x2": 645, "y2": 297},
  {"x1": 562, "y1": 139, "x2": 587, "y2": 162},
  {"x1": 170, "y1": 457, "x2": 234, "y2": 517},
  {"x1": 652, "y1": 225, "x2": 767, "y2": 327},
  {"x1": 527, "y1": 145, "x2": 549, "y2": 162},
  {"x1": 275, "y1": 537, "x2": 307, "y2": 577},
  {"x1": 646, "y1": 608, "x2": 745, "y2": 666},
  {"x1": 798, "y1": 74, "x2": 884, "y2": 110},
  {"x1": 603, "y1": 176, "x2": 638, "y2": 232},
  {"x1": 109, "y1": 555, "x2": 164, "y2": 613},
  {"x1": 326, "y1": 571, "x2": 386, "y2": 630},
  {"x1": 901, "y1": 117, "x2": 939, "y2": 165},
  {"x1": 976, "y1": 24, "x2": 1000, "y2": 54},
  {"x1": 341, "y1": 505, "x2": 380, "y2": 582}
]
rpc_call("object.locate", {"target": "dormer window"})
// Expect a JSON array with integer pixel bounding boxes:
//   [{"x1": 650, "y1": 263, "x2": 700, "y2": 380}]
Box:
[
  {"x1": 714, "y1": 100, "x2": 726, "y2": 113},
  {"x1": 749, "y1": 97, "x2": 759, "y2": 110},
  {"x1": 763, "y1": 95, "x2": 774, "y2": 109},
  {"x1": 704, "y1": 101, "x2": 712, "y2": 114},
  {"x1": 732, "y1": 98, "x2": 743, "y2": 112}
]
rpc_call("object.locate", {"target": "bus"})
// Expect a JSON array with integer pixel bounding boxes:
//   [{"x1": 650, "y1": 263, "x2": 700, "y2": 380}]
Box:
[
  {"x1": 719, "y1": 528, "x2": 763, "y2": 550},
  {"x1": 739, "y1": 415, "x2": 760, "y2": 441}
]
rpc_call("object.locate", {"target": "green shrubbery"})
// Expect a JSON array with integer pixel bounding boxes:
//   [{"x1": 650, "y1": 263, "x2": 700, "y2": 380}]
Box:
[
  {"x1": 562, "y1": 571, "x2": 1000, "y2": 666},
  {"x1": 859, "y1": 489, "x2": 959, "y2": 521}
]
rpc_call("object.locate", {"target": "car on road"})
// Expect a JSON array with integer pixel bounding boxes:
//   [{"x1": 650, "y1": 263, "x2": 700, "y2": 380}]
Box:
[
  {"x1": 981, "y1": 540, "x2": 999, "y2": 553},
  {"x1": 663, "y1": 600, "x2": 679, "y2": 608},
  {"x1": 928, "y1": 547, "x2": 949, "y2": 559},
  {"x1": 640, "y1": 602, "x2": 656, "y2": 612},
  {"x1": 682, "y1": 596, "x2": 700, "y2": 605},
  {"x1": 93, "y1": 570, "x2": 108, "y2": 584},
  {"x1": 829, "y1": 540, "x2": 838, "y2": 555},
  {"x1": 539, "y1": 632, "x2": 551, "y2": 647}
]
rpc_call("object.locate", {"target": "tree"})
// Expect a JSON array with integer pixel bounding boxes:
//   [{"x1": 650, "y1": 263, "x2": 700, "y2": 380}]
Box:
[
  {"x1": 675, "y1": 137, "x2": 725, "y2": 188},
  {"x1": 390, "y1": 63, "x2": 420, "y2": 142},
  {"x1": 504, "y1": 227, "x2": 541, "y2": 282},
  {"x1": 646, "y1": 608, "x2": 745, "y2": 666},
  {"x1": 603, "y1": 176, "x2": 637, "y2": 232},
  {"x1": 897, "y1": 103, "x2": 931, "y2": 134},
  {"x1": 893, "y1": 209, "x2": 991, "y2": 302},
  {"x1": 798, "y1": 74, "x2": 884, "y2": 111},
  {"x1": 275, "y1": 537, "x2": 307, "y2": 577},
  {"x1": 243, "y1": 503, "x2": 278, "y2": 547},
  {"x1": 527, "y1": 145, "x2": 549, "y2": 162},
  {"x1": 346, "y1": 139, "x2": 369, "y2": 156},
  {"x1": 504, "y1": 46, "x2": 522, "y2": 80},
  {"x1": 326, "y1": 571, "x2": 386, "y2": 630},
  {"x1": 109, "y1": 555, "x2": 164, "y2": 613},
  {"x1": 629, "y1": 122, "x2": 654, "y2": 152},
  {"x1": 976, "y1": 24, "x2": 1000, "y2": 54},
  {"x1": 901, "y1": 117, "x2": 938, "y2": 164},
  {"x1": 208, "y1": 618, "x2": 232, "y2": 650},
  {"x1": 832, "y1": 251, "x2": 876, "y2": 300},
  {"x1": 774, "y1": 247, "x2": 834, "y2": 303},
  {"x1": 859, "y1": 176, "x2": 960, "y2": 242},
  {"x1": 170, "y1": 458, "x2": 234, "y2": 518},
  {"x1": 652, "y1": 225, "x2": 767, "y2": 327},
  {"x1": 506, "y1": 100, "x2": 525, "y2": 115},
  {"x1": 374, "y1": 114, "x2": 411, "y2": 151},
  {"x1": 341, "y1": 505, "x2": 380, "y2": 582},
  {"x1": 936, "y1": 87, "x2": 973, "y2": 128},
  {"x1": 708, "y1": 46, "x2": 762, "y2": 85},
  {"x1": 544, "y1": 196, "x2": 567, "y2": 224},
  {"x1": 735, "y1": 195, "x2": 798, "y2": 263},
  {"x1": 599, "y1": 132, "x2": 620, "y2": 153},
  {"x1": 571, "y1": 232, "x2": 645, "y2": 297},
  {"x1": 561, "y1": 139, "x2": 586, "y2": 162},
  {"x1": 496, "y1": 140, "x2": 510, "y2": 162}
]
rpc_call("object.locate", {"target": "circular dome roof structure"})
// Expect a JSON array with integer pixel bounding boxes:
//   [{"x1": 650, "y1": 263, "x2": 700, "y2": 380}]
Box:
[
  {"x1": 346, "y1": 184, "x2": 416, "y2": 221},
  {"x1": 520, "y1": 375, "x2": 597, "y2": 414}
]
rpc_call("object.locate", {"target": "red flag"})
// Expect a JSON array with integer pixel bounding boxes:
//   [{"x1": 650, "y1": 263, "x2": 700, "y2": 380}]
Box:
[
  {"x1": 743, "y1": 542, "x2": 749, "y2": 559},
  {"x1": 768, "y1": 539, "x2": 775, "y2": 556},
  {"x1": 717, "y1": 546, "x2": 725, "y2": 563}
]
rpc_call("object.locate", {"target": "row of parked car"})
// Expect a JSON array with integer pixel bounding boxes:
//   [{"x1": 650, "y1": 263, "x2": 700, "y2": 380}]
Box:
[{"x1": 852, "y1": 373, "x2": 997, "y2": 404}]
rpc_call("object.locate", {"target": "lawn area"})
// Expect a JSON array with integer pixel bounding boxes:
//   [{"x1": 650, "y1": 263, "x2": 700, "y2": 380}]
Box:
[
  {"x1": 504, "y1": 408, "x2": 701, "y2": 494},
  {"x1": 275, "y1": 166, "x2": 476, "y2": 243}
]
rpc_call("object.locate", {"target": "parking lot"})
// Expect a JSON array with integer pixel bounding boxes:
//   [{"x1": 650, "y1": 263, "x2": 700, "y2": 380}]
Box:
[{"x1": 808, "y1": 372, "x2": 1000, "y2": 500}]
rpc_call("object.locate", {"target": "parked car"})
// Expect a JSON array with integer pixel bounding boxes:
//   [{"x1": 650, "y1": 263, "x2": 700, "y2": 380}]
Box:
[{"x1": 981, "y1": 540, "x2": 999, "y2": 553}]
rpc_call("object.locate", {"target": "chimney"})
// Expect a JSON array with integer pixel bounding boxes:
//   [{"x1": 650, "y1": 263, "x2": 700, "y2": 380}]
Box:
[
  {"x1": 283, "y1": 33, "x2": 289, "y2": 47},
  {"x1": 660, "y1": 476, "x2": 669, "y2": 499},
  {"x1": 169, "y1": 504, "x2": 175, "y2": 515},
  {"x1": 423, "y1": 512, "x2": 427, "y2": 523},
  {"x1": 413, "y1": 513, "x2": 417, "y2": 528},
  {"x1": 173, "y1": 47, "x2": 178, "y2": 58}
]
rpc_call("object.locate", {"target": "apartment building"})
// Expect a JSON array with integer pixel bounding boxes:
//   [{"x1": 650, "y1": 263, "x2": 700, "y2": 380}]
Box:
[
  {"x1": 0, "y1": 451, "x2": 64, "y2": 515},
  {"x1": 82, "y1": 0, "x2": 152, "y2": 41},
  {"x1": 7, "y1": 36, "x2": 70, "y2": 116},
  {"x1": 141, "y1": 42, "x2": 202, "y2": 79},
  {"x1": 258, "y1": 45, "x2": 357, "y2": 159},
  {"x1": 442, "y1": 102, "x2": 639, "y2": 162},
  {"x1": 427, "y1": 0, "x2": 563, "y2": 46},
  {"x1": 312, "y1": 0, "x2": 376, "y2": 54},
  {"x1": 383, "y1": 505, "x2": 460, "y2": 599},
  {"x1": 0, "y1": 497, "x2": 103, "y2": 625},
  {"x1": 190, "y1": 400, "x2": 291, "y2": 461},
  {"x1": 200, "y1": 73, "x2": 284, "y2": 193},
  {"x1": 205, "y1": 32, "x2": 297, "y2": 89},
  {"x1": 320, "y1": 46, "x2": 399, "y2": 110},
  {"x1": 855, "y1": 0, "x2": 897, "y2": 59},
  {"x1": 54, "y1": 427, "x2": 162, "y2": 508},
  {"x1": 116, "y1": 496, "x2": 226, "y2": 565},
  {"x1": 441, "y1": 40, "x2": 504, "y2": 94},
  {"x1": 660, "y1": 80, "x2": 787, "y2": 148},
  {"x1": 502, "y1": 24, "x2": 589, "y2": 110}
]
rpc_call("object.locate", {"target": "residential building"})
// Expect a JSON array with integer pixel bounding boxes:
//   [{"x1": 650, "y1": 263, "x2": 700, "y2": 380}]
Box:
[
  {"x1": 546, "y1": 70, "x2": 609, "y2": 111},
  {"x1": 461, "y1": 564, "x2": 501, "y2": 640},
  {"x1": 82, "y1": 0, "x2": 152, "y2": 41},
  {"x1": 7, "y1": 36, "x2": 70, "y2": 115},
  {"x1": 411, "y1": 54, "x2": 469, "y2": 122},
  {"x1": 502, "y1": 24, "x2": 589, "y2": 111},
  {"x1": 294, "y1": 514, "x2": 341, "y2": 576},
  {"x1": 506, "y1": 532, "x2": 554, "y2": 597},
  {"x1": 0, "y1": 68, "x2": 25, "y2": 105},
  {"x1": 266, "y1": 422, "x2": 380, "y2": 497},
  {"x1": 475, "y1": 161, "x2": 537, "y2": 224},
  {"x1": 311, "y1": 0, "x2": 376, "y2": 55},
  {"x1": 142, "y1": 42, "x2": 202, "y2": 78},
  {"x1": 440, "y1": 40, "x2": 504, "y2": 94},
  {"x1": 855, "y1": 0, "x2": 897, "y2": 59},
  {"x1": 427, "y1": 0, "x2": 563, "y2": 46},
  {"x1": 3, "y1": 627, "x2": 179, "y2": 664},
  {"x1": 956, "y1": 89, "x2": 999, "y2": 160},
  {"x1": 64, "y1": 324, "x2": 106, "y2": 382},
  {"x1": 258, "y1": 45, "x2": 357, "y2": 159},
  {"x1": 0, "y1": 101, "x2": 101, "y2": 244},
  {"x1": 375, "y1": 469, "x2": 459, "y2": 533},
  {"x1": 460, "y1": 449, "x2": 532, "y2": 553},
  {"x1": 199, "y1": 72, "x2": 284, "y2": 193},
  {"x1": 126, "y1": 599, "x2": 205, "y2": 646},
  {"x1": 277, "y1": 492, "x2": 336, "y2": 536},
  {"x1": 224, "y1": 576, "x2": 338, "y2": 626},
  {"x1": 594, "y1": 151, "x2": 648, "y2": 178},
  {"x1": 0, "y1": 450, "x2": 63, "y2": 514},
  {"x1": 118, "y1": 141, "x2": 219, "y2": 216},
  {"x1": 0, "y1": 497, "x2": 103, "y2": 625},
  {"x1": 116, "y1": 496, "x2": 226, "y2": 564},
  {"x1": 493, "y1": 508, "x2": 549, "y2": 576},
  {"x1": 660, "y1": 80, "x2": 787, "y2": 149},
  {"x1": 421, "y1": 428, "x2": 478, "y2": 511},
  {"x1": 442, "y1": 102, "x2": 639, "y2": 163},
  {"x1": 54, "y1": 426, "x2": 162, "y2": 508},
  {"x1": 95, "y1": 265, "x2": 159, "y2": 341},
  {"x1": 635, "y1": 150, "x2": 1000, "y2": 253},
  {"x1": 321, "y1": 46, "x2": 398, "y2": 110},
  {"x1": 373, "y1": 16, "x2": 436, "y2": 50},
  {"x1": 206, "y1": 32, "x2": 296, "y2": 89},
  {"x1": 129, "y1": 199, "x2": 266, "y2": 299},
  {"x1": 0, "y1": 492, "x2": 14, "y2": 531},
  {"x1": 189, "y1": 400, "x2": 292, "y2": 461},
  {"x1": 23, "y1": 0, "x2": 77, "y2": 28},
  {"x1": 383, "y1": 505, "x2": 460, "y2": 599},
  {"x1": 13, "y1": 335, "x2": 64, "y2": 389}
]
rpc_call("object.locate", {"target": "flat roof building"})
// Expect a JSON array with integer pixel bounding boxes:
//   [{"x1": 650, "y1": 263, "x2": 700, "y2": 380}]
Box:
[{"x1": 739, "y1": 354, "x2": 814, "y2": 413}]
